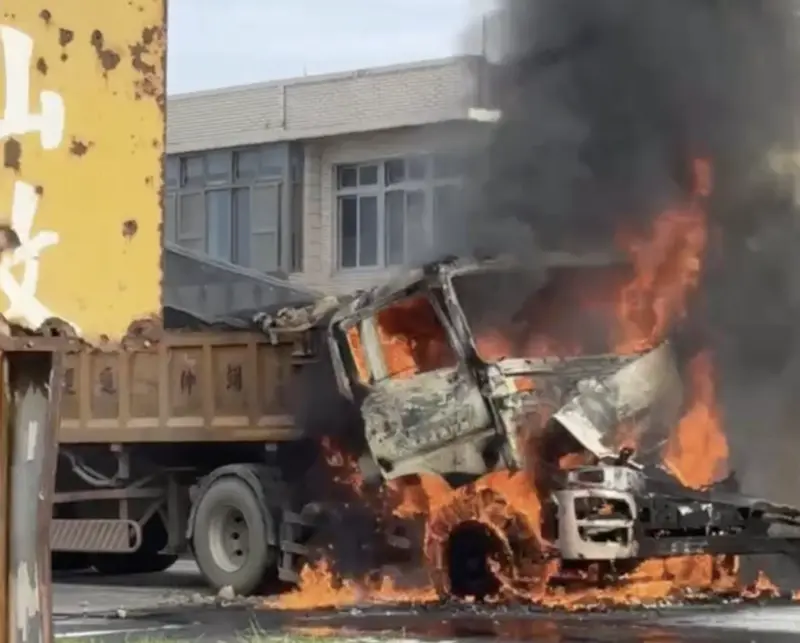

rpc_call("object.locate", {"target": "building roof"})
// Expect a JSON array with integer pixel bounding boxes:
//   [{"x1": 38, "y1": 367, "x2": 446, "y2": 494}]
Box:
[{"x1": 166, "y1": 56, "x2": 488, "y2": 154}]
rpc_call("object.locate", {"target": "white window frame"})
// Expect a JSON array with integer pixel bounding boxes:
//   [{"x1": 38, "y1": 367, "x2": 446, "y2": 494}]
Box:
[{"x1": 334, "y1": 154, "x2": 463, "y2": 272}]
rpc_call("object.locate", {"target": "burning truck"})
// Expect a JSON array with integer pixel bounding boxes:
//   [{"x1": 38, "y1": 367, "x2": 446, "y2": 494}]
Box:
[{"x1": 259, "y1": 247, "x2": 800, "y2": 603}]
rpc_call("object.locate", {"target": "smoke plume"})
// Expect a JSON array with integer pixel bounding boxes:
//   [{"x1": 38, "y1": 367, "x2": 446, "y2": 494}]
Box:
[{"x1": 466, "y1": 0, "x2": 800, "y2": 502}]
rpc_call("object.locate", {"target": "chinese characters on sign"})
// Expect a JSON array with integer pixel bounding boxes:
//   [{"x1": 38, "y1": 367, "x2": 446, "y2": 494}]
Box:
[{"x1": 0, "y1": 25, "x2": 78, "y2": 332}]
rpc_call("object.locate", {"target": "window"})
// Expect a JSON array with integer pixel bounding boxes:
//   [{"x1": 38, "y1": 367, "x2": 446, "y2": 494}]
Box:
[
  {"x1": 385, "y1": 189, "x2": 426, "y2": 266},
  {"x1": 182, "y1": 156, "x2": 204, "y2": 187},
  {"x1": 165, "y1": 157, "x2": 179, "y2": 188},
  {"x1": 206, "y1": 190, "x2": 232, "y2": 261},
  {"x1": 177, "y1": 193, "x2": 205, "y2": 253},
  {"x1": 290, "y1": 181, "x2": 304, "y2": 272},
  {"x1": 346, "y1": 295, "x2": 458, "y2": 383},
  {"x1": 250, "y1": 184, "x2": 281, "y2": 272},
  {"x1": 235, "y1": 150, "x2": 261, "y2": 180},
  {"x1": 339, "y1": 195, "x2": 378, "y2": 269},
  {"x1": 205, "y1": 151, "x2": 231, "y2": 185},
  {"x1": 338, "y1": 164, "x2": 378, "y2": 189},
  {"x1": 164, "y1": 145, "x2": 299, "y2": 272},
  {"x1": 233, "y1": 188, "x2": 251, "y2": 267},
  {"x1": 335, "y1": 154, "x2": 465, "y2": 270},
  {"x1": 164, "y1": 193, "x2": 176, "y2": 242}
]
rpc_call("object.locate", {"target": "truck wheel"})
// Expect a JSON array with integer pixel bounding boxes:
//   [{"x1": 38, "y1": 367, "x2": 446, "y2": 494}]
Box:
[{"x1": 192, "y1": 477, "x2": 275, "y2": 596}]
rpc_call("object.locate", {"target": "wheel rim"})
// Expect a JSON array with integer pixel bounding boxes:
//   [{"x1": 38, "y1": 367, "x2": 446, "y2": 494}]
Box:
[{"x1": 207, "y1": 504, "x2": 250, "y2": 574}]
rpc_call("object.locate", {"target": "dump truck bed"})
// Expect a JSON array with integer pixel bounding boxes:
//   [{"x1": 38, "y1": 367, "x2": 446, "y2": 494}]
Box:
[{"x1": 59, "y1": 331, "x2": 302, "y2": 443}]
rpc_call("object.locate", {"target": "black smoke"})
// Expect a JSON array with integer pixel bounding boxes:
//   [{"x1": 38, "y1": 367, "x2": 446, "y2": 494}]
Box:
[{"x1": 465, "y1": 0, "x2": 800, "y2": 504}]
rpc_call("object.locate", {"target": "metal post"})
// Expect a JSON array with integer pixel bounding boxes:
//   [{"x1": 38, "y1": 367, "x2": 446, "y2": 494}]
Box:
[{"x1": 5, "y1": 351, "x2": 61, "y2": 643}]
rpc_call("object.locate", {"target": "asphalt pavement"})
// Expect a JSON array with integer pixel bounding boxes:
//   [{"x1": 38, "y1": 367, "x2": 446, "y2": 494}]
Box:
[
  {"x1": 51, "y1": 560, "x2": 800, "y2": 642},
  {"x1": 53, "y1": 558, "x2": 207, "y2": 616}
]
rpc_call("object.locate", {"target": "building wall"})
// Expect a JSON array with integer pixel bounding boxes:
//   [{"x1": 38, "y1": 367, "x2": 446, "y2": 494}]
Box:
[
  {"x1": 167, "y1": 56, "x2": 488, "y2": 153},
  {"x1": 164, "y1": 56, "x2": 495, "y2": 290},
  {"x1": 293, "y1": 121, "x2": 488, "y2": 293}
]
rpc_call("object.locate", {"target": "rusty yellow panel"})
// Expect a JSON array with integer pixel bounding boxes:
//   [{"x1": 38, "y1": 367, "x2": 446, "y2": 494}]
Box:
[{"x1": 0, "y1": 2, "x2": 165, "y2": 344}]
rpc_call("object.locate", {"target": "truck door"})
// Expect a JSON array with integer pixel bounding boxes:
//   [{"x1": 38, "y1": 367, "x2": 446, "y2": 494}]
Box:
[{"x1": 330, "y1": 290, "x2": 494, "y2": 482}]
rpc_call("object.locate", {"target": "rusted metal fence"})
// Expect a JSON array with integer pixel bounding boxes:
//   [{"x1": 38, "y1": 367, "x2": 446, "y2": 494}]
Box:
[{"x1": 0, "y1": 351, "x2": 62, "y2": 643}]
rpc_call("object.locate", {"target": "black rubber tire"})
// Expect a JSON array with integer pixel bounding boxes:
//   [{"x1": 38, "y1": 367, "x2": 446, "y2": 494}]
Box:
[
  {"x1": 191, "y1": 476, "x2": 275, "y2": 596},
  {"x1": 90, "y1": 515, "x2": 178, "y2": 575}
]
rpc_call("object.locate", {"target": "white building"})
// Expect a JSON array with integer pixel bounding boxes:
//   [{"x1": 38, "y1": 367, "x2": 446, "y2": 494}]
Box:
[{"x1": 165, "y1": 55, "x2": 495, "y2": 294}]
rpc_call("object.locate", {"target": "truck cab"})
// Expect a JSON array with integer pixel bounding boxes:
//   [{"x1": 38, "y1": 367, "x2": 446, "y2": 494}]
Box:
[{"x1": 322, "y1": 254, "x2": 679, "y2": 487}]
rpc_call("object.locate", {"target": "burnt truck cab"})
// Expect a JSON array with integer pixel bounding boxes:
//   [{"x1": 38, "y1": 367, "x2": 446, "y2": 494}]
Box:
[{"x1": 323, "y1": 253, "x2": 676, "y2": 485}]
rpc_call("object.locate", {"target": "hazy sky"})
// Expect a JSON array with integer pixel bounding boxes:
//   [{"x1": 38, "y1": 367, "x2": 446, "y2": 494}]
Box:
[{"x1": 167, "y1": 0, "x2": 493, "y2": 95}]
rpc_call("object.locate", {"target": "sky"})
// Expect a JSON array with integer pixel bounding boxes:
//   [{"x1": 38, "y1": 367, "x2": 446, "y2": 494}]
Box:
[{"x1": 167, "y1": 0, "x2": 495, "y2": 95}]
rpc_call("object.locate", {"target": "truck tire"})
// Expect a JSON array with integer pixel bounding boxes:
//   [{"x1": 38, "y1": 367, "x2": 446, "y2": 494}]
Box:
[{"x1": 191, "y1": 476, "x2": 276, "y2": 596}]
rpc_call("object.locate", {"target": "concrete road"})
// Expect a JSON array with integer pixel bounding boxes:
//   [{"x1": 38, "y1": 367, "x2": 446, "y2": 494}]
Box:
[
  {"x1": 53, "y1": 558, "x2": 209, "y2": 616},
  {"x1": 51, "y1": 601, "x2": 800, "y2": 642},
  {"x1": 51, "y1": 560, "x2": 800, "y2": 642}
]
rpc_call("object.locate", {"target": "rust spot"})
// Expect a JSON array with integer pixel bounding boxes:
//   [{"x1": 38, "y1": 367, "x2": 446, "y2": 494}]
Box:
[
  {"x1": 129, "y1": 42, "x2": 155, "y2": 75},
  {"x1": 60, "y1": 53, "x2": 68, "y2": 62},
  {"x1": 34, "y1": 185, "x2": 43, "y2": 196},
  {"x1": 3, "y1": 139, "x2": 21, "y2": 172},
  {"x1": 144, "y1": 176, "x2": 153, "y2": 186},
  {"x1": 122, "y1": 219, "x2": 138, "y2": 239},
  {"x1": 90, "y1": 30, "x2": 121, "y2": 72},
  {"x1": 142, "y1": 26, "x2": 157, "y2": 45},
  {"x1": 38, "y1": 9, "x2": 51, "y2": 24},
  {"x1": 35, "y1": 57, "x2": 48, "y2": 75},
  {"x1": 58, "y1": 28, "x2": 74, "y2": 47},
  {"x1": 69, "y1": 139, "x2": 90, "y2": 156},
  {"x1": 129, "y1": 25, "x2": 165, "y2": 110}
]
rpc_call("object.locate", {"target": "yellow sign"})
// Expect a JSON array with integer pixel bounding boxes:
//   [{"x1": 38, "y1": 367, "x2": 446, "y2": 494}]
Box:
[{"x1": 0, "y1": 2, "x2": 165, "y2": 344}]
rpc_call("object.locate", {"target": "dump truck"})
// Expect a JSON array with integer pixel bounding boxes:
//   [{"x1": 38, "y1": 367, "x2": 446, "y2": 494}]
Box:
[{"x1": 47, "y1": 246, "x2": 800, "y2": 598}]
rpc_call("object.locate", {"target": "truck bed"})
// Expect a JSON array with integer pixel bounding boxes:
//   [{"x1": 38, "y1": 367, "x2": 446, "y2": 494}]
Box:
[{"x1": 59, "y1": 331, "x2": 302, "y2": 443}]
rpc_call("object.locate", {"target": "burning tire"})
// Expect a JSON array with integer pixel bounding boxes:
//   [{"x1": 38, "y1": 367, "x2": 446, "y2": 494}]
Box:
[{"x1": 424, "y1": 482, "x2": 550, "y2": 601}]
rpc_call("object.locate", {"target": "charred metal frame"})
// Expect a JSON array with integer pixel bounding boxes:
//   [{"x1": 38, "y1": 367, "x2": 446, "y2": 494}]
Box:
[
  {"x1": 50, "y1": 446, "x2": 190, "y2": 555},
  {"x1": 326, "y1": 254, "x2": 635, "y2": 481},
  {"x1": 553, "y1": 464, "x2": 800, "y2": 565}
]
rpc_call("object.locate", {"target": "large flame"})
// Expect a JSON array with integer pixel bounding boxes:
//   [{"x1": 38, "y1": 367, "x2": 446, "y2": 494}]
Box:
[{"x1": 269, "y1": 159, "x2": 780, "y2": 610}]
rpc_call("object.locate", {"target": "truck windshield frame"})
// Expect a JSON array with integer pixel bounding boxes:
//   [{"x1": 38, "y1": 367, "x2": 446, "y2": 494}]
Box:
[{"x1": 329, "y1": 284, "x2": 464, "y2": 395}]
